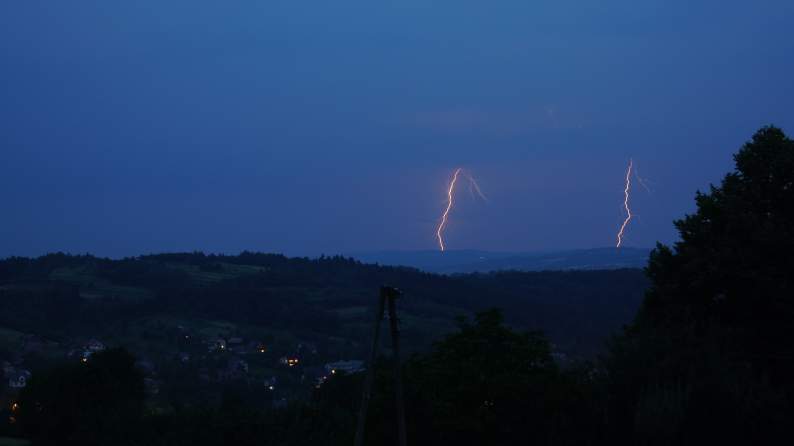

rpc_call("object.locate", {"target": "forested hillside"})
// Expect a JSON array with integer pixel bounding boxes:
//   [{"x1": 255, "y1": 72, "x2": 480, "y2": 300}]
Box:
[{"x1": 0, "y1": 253, "x2": 646, "y2": 360}]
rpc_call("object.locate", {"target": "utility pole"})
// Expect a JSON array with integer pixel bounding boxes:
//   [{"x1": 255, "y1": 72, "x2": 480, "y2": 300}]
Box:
[{"x1": 354, "y1": 286, "x2": 407, "y2": 446}]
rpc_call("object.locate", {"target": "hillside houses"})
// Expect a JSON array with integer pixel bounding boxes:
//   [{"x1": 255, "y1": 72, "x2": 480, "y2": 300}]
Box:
[
  {"x1": 0, "y1": 323, "x2": 348, "y2": 407},
  {"x1": 6, "y1": 369, "x2": 31, "y2": 390},
  {"x1": 2, "y1": 359, "x2": 31, "y2": 391},
  {"x1": 68, "y1": 338, "x2": 108, "y2": 362},
  {"x1": 324, "y1": 360, "x2": 364, "y2": 375}
]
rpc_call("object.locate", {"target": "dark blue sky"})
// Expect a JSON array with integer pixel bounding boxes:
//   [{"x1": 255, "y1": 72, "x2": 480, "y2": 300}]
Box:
[{"x1": 2, "y1": 1, "x2": 793, "y2": 257}]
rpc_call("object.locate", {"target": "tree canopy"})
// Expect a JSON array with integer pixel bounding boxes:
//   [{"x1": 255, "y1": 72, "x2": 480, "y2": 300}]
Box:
[
  {"x1": 16, "y1": 348, "x2": 145, "y2": 446},
  {"x1": 607, "y1": 126, "x2": 794, "y2": 444}
]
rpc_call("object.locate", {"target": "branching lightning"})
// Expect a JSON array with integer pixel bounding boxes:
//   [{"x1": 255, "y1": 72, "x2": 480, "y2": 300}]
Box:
[
  {"x1": 435, "y1": 168, "x2": 488, "y2": 251},
  {"x1": 616, "y1": 159, "x2": 634, "y2": 248},
  {"x1": 634, "y1": 167, "x2": 653, "y2": 194},
  {"x1": 436, "y1": 168, "x2": 462, "y2": 252},
  {"x1": 466, "y1": 174, "x2": 488, "y2": 202}
]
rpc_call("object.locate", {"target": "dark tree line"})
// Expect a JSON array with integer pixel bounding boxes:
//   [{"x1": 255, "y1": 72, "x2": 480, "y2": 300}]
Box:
[
  {"x1": 14, "y1": 348, "x2": 145, "y2": 446},
  {"x1": 605, "y1": 126, "x2": 794, "y2": 444}
]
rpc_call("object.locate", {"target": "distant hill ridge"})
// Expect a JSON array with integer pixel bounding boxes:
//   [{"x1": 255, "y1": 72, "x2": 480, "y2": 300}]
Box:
[{"x1": 349, "y1": 247, "x2": 652, "y2": 273}]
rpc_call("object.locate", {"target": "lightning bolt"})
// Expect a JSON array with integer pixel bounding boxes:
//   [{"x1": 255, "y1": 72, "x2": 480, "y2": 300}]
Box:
[
  {"x1": 436, "y1": 168, "x2": 462, "y2": 252},
  {"x1": 616, "y1": 159, "x2": 633, "y2": 248},
  {"x1": 634, "y1": 166, "x2": 652, "y2": 194},
  {"x1": 466, "y1": 173, "x2": 488, "y2": 202}
]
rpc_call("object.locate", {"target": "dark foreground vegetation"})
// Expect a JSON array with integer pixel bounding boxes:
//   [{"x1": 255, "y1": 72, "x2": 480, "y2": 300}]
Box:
[{"x1": 1, "y1": 126, "x2": 792, "y2": 445}]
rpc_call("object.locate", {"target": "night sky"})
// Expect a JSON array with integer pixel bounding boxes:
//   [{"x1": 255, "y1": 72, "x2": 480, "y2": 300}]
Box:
[{"x1": 2, "y1": 1, "x2": 793, "y2": 257}]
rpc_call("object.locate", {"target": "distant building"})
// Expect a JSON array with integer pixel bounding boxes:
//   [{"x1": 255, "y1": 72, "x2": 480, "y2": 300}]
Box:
[
  {"x1": 280, "y1": 356, "x2": 300, "y2": 367},
  {"x1": 208, "y1": 338, "x2": 227, "y2": 352},
  {"x1": 71, "y1": 339, "x2": 108, "y2": 363},
  {"x1": 86, "y1": 339, "x2": 106, "y2": 352},
  {"x1": 324, "y1": 360, "x2": 364, "y2": 375},
  {"x1": 302, "y1": 366, "x2": 327, "y2": 388},
  {"x1": 8, "y1": 370, "x2": 31, "y2": 389}
]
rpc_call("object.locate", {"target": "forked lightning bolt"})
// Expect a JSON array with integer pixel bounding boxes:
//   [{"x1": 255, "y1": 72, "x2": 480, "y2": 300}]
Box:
[
  {"x1": 436, "y1": 168, "x2": 462, "y2": 252},
  {"x1": 634, "y1": 167, "x2": 652, "y2": 194},
  {"x1": 616, "y1": 159, "x2": 634, "y2": 248},
  {"x1": 466, "y1": 174, "x2": 488, "y2": 202}
]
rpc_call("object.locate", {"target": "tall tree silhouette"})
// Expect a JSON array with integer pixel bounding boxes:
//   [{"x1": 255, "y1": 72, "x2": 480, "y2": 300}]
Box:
[{"x1": 607, "y1": 126, "x2": 794, "y2": 444}]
